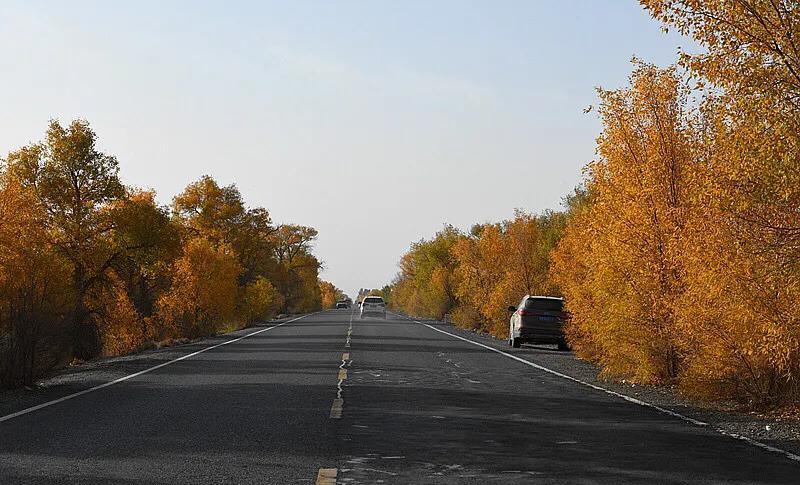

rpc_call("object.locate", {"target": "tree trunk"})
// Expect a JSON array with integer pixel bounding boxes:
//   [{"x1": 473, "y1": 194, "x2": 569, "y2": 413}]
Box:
[{"x1": 71, "y1": 265, "x2": 101, "y2": 360}]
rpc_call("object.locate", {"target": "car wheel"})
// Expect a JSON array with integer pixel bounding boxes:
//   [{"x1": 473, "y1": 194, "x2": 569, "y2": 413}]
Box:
[
  {"x1": 511, "y1": 338, "x2": 521, "y2": 348},
  {"x1": 557, "y1": 341, "x2": 570, "y2": 351}
]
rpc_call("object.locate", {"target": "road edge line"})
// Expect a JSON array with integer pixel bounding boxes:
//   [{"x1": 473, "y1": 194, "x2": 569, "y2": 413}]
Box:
[
  {"x1": 411, "y1": 317, "x2": 800, "y2": 464},
  {"x1": 0, "y1": 312, "x2": 318, "y2": 424}
]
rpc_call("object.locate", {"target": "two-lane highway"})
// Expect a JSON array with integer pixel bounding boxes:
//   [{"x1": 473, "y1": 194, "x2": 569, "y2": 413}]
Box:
[{"x1": 0, "y1": 310, "x2": 798, "y2": 483}]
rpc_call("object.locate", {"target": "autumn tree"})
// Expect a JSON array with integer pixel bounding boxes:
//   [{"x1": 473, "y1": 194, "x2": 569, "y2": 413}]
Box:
[
  {"x1": 173, "y1": 175, "x2": 246, "y2": 244},
  {"x1": 5, "y1": 120, "x2": 126, "y2": 359},
  {"x1": 240, "y1": 277, "x2": 283, "y2": 324},
  {"x1": 106, "y1": 191, "x2": 181, "y2": 321},
  {"x1": 640, "y1": 0, "x2": 800, "y2": 404},
  {"x1": 449, "y1": 212, "x2": 567, "y2": 337},
  {"x1": 155, "y1": 238, "x2": 242, "y2": 339},
  {"x1": 551, "y1": 63, "x2": 695, "y2": 383},
  {"x1": 0, "y1": 121, "x2": 326, "y2": 389},
  {"x1": 390, "y1": 225, "x2": 462, "y2": 320},
  {"x1": 451, "y1": 223, "x2": 508, "y2": 333},
  {"x1": 272, "y1": 224, "x2": 322, "y2": 312},
  {"x1": 320, "y1": 280, "x2": 345, "y2": 309},
  {"x1": 173, "y1": 176, "x2": 279, "y2": 286},
  {"x1": 0, "y1": 175, "x2": 71, "y2": 387}
]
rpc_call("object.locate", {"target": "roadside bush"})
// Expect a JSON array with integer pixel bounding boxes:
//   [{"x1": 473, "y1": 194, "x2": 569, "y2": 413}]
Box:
[
  {"x1": 240, "y1": 277, "x2": 284, "y2": 323},
  {"x1": 90, "y1": 272, "x2": 146, "y2": 357}
]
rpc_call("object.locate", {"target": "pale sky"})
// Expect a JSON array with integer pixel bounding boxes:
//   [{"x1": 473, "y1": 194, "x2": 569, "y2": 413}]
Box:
[{"x1": 0, "y1": 1, "x2": 692, "y2": 298}]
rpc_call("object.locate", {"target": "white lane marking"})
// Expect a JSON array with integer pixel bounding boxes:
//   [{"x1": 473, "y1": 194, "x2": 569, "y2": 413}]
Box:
[
  {"x1": 0, "y1": 313, "x2": 318, "y2": 424},
  {"x1": 315, "y1": 467, "x2": 337, "y2": 484},
  {"x1": 410, "y1": 318, "x2": 800, "y2": 463}
]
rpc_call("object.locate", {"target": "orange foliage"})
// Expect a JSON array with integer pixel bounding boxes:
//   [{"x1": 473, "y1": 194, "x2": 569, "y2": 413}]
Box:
[
  {"x1": 240, "y1": 277, "x2": 284, "y2": 323},
  {"x1": 552, "y1": 63, "x2": 693, "y2": 383},
  {"x1": 0, "y1": 177, "x2": 71, "y2": 386},
  {"x1": 391, "y1": 214, "x2": 566, "y2": 338},
  {"x1": 319, "y1": 280, "x2": 345, "y2": 309},
  {"x1": 90, "y1": 272, "x2": 145, "y2": 356},
  {"x1": 155, "y1": 238, "x2": 242, "y2": 339},
  {"x1": 0, "y1": 123, "x2": 330, "y2": 389}
]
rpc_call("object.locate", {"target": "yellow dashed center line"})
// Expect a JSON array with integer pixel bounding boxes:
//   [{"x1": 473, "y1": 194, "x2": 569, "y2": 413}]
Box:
[
  {"x1": 316, "y1": 467, "x2": 337, "y2": 484},
  {"x1": 329, "y1": 313, "x2": 354, "y2": 420},
  {"x1": 329, "y1": 398, "x2": 343, "y2": 419},
  {"x1": 319, "y1": 312, "x2": 355, "y2": 482}
]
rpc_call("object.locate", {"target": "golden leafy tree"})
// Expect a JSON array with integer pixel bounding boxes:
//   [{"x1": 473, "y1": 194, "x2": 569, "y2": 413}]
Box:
[
  {"x1": 105, "y1": 190, "x2": 182, "y2": 336},
  {"x1": 390, "y1": 225, "x2": 462, "y2": 320},
  {"x1": 0, "y1": 122, "x2": 326, "y2": 389},
  {"x1": 240, "y1": 277, "x2": 284, "y2": 323},
  {"x1": 0, "y1": 175, "x2": 72, "y2": 386},
  {"x1": 451, "y1": 212, "x2": 567, "y2": 338},
  {"x1": 641, "y1": 0, "x2": 800, "y2": 404},
  {"x1": 5, "y1": 120, "x2": 126, "y2": 359},
  {"x1": 452, "y1": 223, "x2": 508, "y2": 335},
  {"x1": 88, "y1": 270, "x2": 144, "y2": 356},
  {"x1": 319, "y1": 280, "x2": 345, "y2": 309},
  {"x1": 272, "y1": 225, "x2": 322, "y2": 312},
  {"x1": 551, "y1": 63, "x2": 694, "y2": 383},
  {"x1": 155, "y1": 238, "x2": 242, "y2": 339}
]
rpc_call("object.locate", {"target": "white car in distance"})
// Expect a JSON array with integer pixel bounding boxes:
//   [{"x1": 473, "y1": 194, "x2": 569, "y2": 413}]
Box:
[{"x1": 360, "y1": 296, "x2": 387, "y2": 319}]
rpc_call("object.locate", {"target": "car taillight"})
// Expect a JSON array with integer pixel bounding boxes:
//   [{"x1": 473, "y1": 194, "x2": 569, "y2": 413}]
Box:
[{"x1": 518, "y1": 310, "x2": 535, "y2": 316}]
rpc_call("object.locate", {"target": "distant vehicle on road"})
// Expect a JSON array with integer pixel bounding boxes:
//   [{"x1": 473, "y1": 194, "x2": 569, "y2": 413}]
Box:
[
  {"x1": 360, "y1": 296, "x2": 386, "y2": 319},
  {"x1": 508, "y1": 295, "x2": 569, "y2": 350},
  {"x1": 336, "y1": 300, "x2": 350, "y2": 309}
]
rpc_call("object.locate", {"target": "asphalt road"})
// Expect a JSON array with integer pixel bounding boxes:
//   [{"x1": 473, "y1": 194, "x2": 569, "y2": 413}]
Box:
[{"x1": 0, "y1": 310, "x2": 798, "y2": 484}]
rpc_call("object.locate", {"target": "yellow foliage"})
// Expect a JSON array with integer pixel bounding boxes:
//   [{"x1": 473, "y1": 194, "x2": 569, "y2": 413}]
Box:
[
  {"x1": 241, "y1": 277, "x2": 284, "y2": 323},
  {"x1": 552, "y1": 63, "x2": 691, "y2": 383},
  {"x1": 390, "y1": 226, "x2": 461, "y2": 320},
  {"x1": 638, "y1": 0, "x2": 800, "y2": 406},
  {"x1": 391, "y1": 214, "x2": 566, "y2": 339},
  {"x1": 1, "y1": 124, "x2": 325, "y2": 389},
  {"x1": 91, "y1": 272, "x2": 145, "y2": 357},
  {"x1": 319, "y1": 280, "x2": 344, "y2": 309},
  {"x1": 155, "y1": 238, "x2": 242, "y2": 339},
  {"x1": 0, "y1": 176, "x2": 72, "y2": 386}
]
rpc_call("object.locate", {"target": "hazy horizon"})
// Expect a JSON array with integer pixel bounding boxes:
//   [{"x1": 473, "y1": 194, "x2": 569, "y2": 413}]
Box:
[{"x1": 0, "y1": 1, "x2": 693, "y2": 298}]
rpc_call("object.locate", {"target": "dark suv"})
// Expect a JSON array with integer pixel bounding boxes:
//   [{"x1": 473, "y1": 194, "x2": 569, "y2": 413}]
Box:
[{"x1": 507, "y1": 295, "x2": 568, "y2": 350}]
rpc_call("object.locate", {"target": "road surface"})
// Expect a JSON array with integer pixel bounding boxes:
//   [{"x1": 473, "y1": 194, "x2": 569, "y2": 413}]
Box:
[{"x1": 0, "y1": 310, "x2": 797, "y2": 484}]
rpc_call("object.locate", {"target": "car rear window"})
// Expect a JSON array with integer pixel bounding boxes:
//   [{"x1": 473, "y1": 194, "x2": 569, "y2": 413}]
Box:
[
  {"x1": 524, "y1": 298, "x2": 563, "y2": 312},
  {"x1": 364, "y1": 297, "x2": 384, "y2": 303}
]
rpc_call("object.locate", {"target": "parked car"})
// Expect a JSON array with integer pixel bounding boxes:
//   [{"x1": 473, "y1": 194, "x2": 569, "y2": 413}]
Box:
[
  {"x1": 360, "y1": 296, "x2": 386, "y2": 319},
  {"x1": 507, "y1": 295, "x2": 569, "y2": 350}
]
